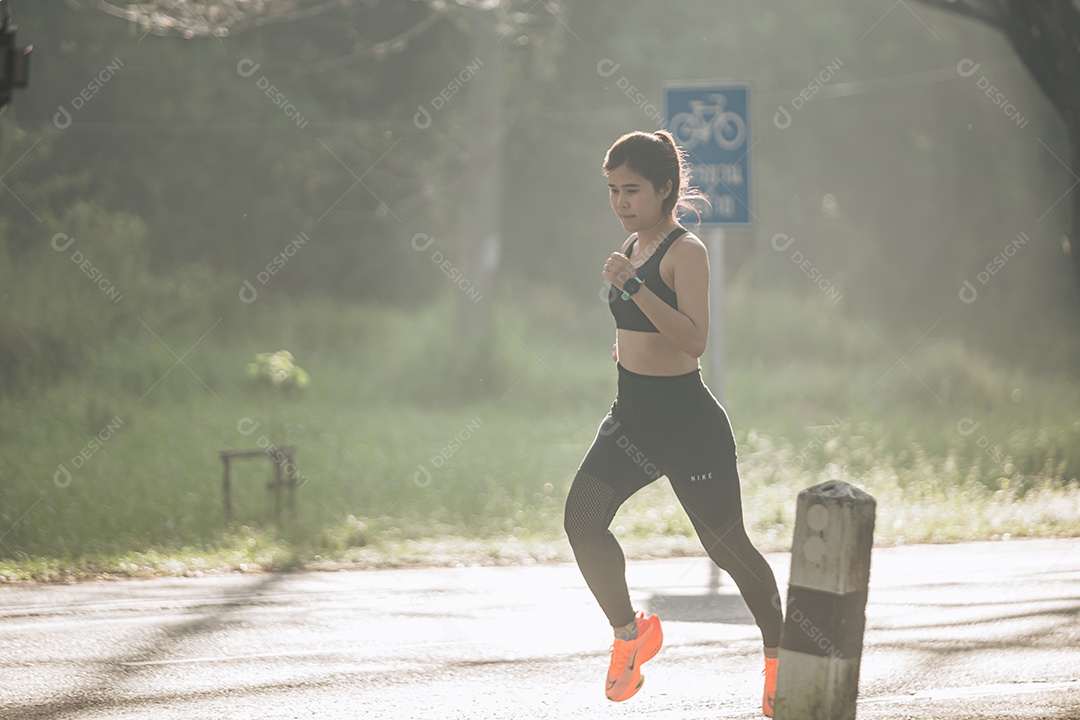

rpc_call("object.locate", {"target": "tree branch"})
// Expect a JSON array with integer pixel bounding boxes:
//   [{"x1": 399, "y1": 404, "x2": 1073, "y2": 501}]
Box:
[
  {"x1": 913, "y1": 0, "x2": 1008, "y2": 28},
  {"x1": 87, "y1": 0, "x2": 514, "y2": 38},
  {"x1": 88, "y1": 0, "x2": 364, "y2": 38},
  {"x1": 1000, "y1": 0, "x2": 1080, "y2": 118}
]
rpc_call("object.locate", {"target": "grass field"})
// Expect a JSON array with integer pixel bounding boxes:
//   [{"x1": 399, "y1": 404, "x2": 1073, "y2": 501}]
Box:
[{"x1": 1, "y1": 290, "x2": 1078, "y2": 581}]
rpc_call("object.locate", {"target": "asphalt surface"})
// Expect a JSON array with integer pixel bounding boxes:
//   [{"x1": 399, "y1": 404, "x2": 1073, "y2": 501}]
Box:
[{"x1": 0, "y1": 538, "x2": 1077, "y2": 719}]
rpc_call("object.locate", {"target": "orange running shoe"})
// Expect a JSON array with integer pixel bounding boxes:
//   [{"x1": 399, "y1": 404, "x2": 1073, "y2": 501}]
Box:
[
  {"x1": 605, "y1": 612, "x2": 663, "y2": 702},
  {"x1": 762, "y1": 655, "x2": 779, "y2": 717}
]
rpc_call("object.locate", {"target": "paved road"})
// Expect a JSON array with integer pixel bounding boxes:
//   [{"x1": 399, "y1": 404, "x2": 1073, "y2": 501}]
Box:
[{"x1": 0, "y1": 538, "x2": 1077, "y2": 719}]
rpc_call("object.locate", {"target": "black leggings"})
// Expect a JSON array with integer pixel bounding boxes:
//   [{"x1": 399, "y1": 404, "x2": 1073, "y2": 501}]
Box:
[{"x1": 564, "y1": 364, "x2": 782, "y2": 648}]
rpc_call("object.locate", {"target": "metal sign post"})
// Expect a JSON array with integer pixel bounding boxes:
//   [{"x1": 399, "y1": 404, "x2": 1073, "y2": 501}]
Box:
[{"x1": 710, "y1": 227, "x2": 725, "y2": 400}]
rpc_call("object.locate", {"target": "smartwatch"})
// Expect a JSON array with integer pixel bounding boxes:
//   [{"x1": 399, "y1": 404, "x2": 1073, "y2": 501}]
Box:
[{"x1": 621, "y1": 276, "x2": 643, "y2": 301}]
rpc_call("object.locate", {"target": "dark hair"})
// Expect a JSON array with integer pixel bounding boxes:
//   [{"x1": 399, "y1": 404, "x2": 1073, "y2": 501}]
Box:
[{"x1": 602, "y1": 130, "x2": 705, "y2": 222}]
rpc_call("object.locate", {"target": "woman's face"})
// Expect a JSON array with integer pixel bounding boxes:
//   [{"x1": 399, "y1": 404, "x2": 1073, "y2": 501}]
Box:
[{"x1": 607, "y1": 164, "x2": 669, "y2": 234}]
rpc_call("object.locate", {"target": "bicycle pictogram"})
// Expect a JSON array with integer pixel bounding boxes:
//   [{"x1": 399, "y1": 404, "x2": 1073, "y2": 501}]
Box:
[{"x1": 669, "y1": 93, "x2": 746, "y2": 150}]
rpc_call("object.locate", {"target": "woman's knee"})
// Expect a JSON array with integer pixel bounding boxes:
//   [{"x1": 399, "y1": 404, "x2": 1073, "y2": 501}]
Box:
[{"x1": 698, "y1": 519, "x2": 753, "y2": 565}]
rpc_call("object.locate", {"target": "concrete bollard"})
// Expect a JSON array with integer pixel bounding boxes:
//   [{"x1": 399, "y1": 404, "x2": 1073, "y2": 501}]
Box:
[{"x1": 775, "y1": 480, "x2": 876, "y2": 720}]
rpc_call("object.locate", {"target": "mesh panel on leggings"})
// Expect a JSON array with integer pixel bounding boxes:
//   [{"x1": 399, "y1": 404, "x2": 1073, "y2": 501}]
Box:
[{"x1": 563, "y1": 471, "x2": 617, "y2": 545}]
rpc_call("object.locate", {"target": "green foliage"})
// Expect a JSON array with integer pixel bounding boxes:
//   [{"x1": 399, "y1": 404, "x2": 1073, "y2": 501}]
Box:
[
  {"x1": 0, "y1": 195, "x2": 146, "y2": 395},
  {"x1": 0, "y1": 289, "x2": 1078, "y2": 576},
  {"x1": 247, "y1": 350, "x2": 311, "y2": 393},
  {"x1": 244, "y1": 349, "x2": 311, "y2": 447}
]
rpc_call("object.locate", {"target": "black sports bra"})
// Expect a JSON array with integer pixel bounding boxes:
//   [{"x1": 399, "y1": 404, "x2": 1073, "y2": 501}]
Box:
[{"x1": 607, "y1": 226, "x2": 687, "y2": 332}]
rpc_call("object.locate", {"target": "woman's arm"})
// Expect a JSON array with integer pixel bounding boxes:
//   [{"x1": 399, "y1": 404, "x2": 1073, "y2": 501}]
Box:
[{"x1": 626, "y1": 237, "x2": 710, "y2": 358}]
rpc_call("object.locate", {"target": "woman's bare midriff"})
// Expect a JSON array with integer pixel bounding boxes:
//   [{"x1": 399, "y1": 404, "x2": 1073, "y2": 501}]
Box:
[{"x1": 616, "y1": 329, "x2": 700, "y2": 376}]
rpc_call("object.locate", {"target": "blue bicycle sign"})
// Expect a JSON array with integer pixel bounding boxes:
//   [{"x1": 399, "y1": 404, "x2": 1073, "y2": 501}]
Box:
[
  {"x1": 669, "y1": 93, "x2": 746, "y2": 151},
  {"x1": 662, "y1": 82, "x2": 752, "y2": 227}
]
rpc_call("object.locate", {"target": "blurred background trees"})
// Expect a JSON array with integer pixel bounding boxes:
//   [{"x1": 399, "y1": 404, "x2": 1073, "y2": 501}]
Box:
[
  {"x1": 1, "y1": 0, "x2": 1077, "y2": 397},
  {"x1": 2, "y1": 0, "x2": 1079, "y2": 567}
]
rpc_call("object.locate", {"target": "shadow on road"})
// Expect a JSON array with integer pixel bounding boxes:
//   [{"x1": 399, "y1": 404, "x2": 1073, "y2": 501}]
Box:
[
  {"x1": 5, "y1": 571, "x2": 290, "y2": 720},
  {"x1": 646, "y1": 591, "x2": 755, "y2": 625}
]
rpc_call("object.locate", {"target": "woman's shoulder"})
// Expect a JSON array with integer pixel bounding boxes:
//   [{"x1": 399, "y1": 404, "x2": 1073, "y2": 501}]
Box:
[
  {"x1": 620, "y1": 233, "x2": 638, "y2": 254},
  {"x1": 670, "y1": 229, "x2": 706, "y2": 255}
]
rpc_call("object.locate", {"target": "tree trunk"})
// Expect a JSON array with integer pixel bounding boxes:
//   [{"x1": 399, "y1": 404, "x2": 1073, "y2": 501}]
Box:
[
  {"x1": 1071, "y1": 129, "x2": 1080, "y2": 289},
  {"x1": 1000, "y1": 0, "x2": 1080, "y2": 290},
  {"x1": 919, "y1": 0, "x2": 1080, "y2": 292},
  {"x1": 458, "y1": 7, "x2": 504, "y2": 396}
]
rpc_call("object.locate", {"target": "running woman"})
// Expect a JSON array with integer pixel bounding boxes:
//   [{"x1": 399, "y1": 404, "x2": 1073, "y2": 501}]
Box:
[{"x1": 563, "y1": 130, "x2": 782, "y2": 716}]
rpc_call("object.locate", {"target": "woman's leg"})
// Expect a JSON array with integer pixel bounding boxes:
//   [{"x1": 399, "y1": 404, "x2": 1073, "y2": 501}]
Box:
[
  {"x1": 666, "y1": 405, "x2": 783, "y2": 648},
  {"x1": 679, "y1": 500, "x2": 783, "y2": 648},
  {"x1": 564, "y1": 414, "x2": 661, "y2": 628}
]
